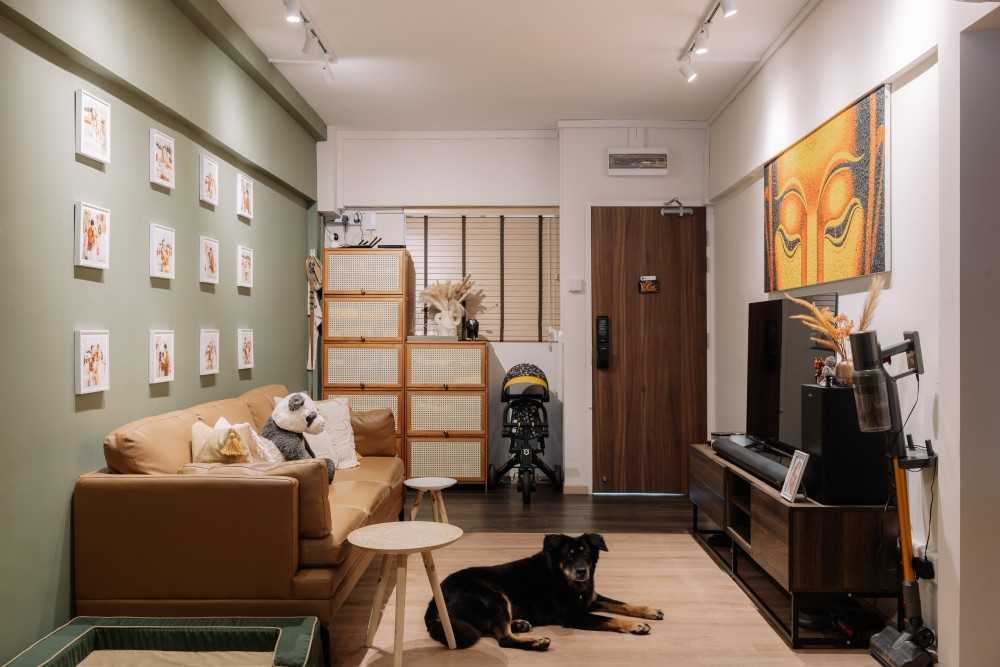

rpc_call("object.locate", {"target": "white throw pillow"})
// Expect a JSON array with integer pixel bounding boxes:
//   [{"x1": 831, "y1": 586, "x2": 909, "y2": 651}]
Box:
[
  {"x1": 307, "y1": 398, "x2": 360, "y2": 469},
  {"x1": 214, "y1": 417, "x2": 283, "y2": 464},
  {"x1": 192, "y1": 420, "x2": 252, "y2": 463}
]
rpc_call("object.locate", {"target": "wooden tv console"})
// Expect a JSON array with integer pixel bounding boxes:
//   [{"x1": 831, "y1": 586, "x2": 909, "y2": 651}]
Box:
[{"x1": 688, "y1": 443, "x2": 900, "y2": 648}]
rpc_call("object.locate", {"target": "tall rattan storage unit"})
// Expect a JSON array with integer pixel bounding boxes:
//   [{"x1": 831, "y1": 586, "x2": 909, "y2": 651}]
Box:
[
  {"x1": 404, "y1": 340, "x2": 489, "y2": 487},
  {"x1": 322, "y1": 248, "x2": 408, "y2": 457}
]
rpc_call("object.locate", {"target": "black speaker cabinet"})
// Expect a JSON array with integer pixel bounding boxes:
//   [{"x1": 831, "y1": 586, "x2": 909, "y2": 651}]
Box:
[{"x1": 801, "y1": 384, "x2": 889, "y2": 505}]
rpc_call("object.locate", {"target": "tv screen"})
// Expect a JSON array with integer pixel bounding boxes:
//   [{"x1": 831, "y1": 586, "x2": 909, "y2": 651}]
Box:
[{"x1": 745, "y1": 298, "x2": 833, "y2": 450}]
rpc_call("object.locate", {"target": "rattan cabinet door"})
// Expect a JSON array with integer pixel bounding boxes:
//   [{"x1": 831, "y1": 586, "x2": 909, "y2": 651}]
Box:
[
  {"x1": 323, "y1": 343, "x2": 403, "y2": 388},
  {"x1": 406, "y1": 342, "x2": 486, "y2": 389},
  {"x1": 406, "y1": 437, "x2": 486, "y2": 483},
  {"x1": 322, "y1": 390, "x2": 404, "y2": 435},
  {"x1": 325, "y1": 298, "x2": 405, "y2": 342},
  {"x1": 406, "y1": 391, "x2": 486, "y2": 436},
  {"x1": 324, "y1": 248, "x2": 406, "y2": 295}
]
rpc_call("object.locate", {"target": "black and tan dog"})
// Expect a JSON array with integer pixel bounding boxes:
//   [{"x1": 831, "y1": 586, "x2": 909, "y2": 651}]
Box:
[{"x1": 424, "y1": 533, "x2": 663, "y2": 651}]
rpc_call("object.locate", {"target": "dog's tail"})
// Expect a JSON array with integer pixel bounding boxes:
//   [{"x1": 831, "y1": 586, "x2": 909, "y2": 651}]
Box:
[{"x1": 425, "y1": 599, "x2": 480, "y2": 649}]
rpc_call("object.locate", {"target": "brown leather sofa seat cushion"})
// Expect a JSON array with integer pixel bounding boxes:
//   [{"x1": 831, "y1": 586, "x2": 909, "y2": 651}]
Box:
[
  {"x1": 329, "y1": 481, "x2": 390, "y2": 515},
  {"x1": 334, "y1": 457, "x2": 404, "y2": 487},
  {"x1": 351, "y1": 409, "x2": 396, "y2": 456},
  {"x1": 300, "y1": 505, "x2": 368, "y2": 566}
]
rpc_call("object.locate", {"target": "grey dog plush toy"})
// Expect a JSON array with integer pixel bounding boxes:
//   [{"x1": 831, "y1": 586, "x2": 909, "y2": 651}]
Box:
[{"x1": 260, "y1": 392, "x2": 335, "y2": 481}]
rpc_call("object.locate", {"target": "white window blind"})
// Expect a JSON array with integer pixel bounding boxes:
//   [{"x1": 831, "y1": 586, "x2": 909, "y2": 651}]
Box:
[{"x1": 405, "y1": 209, "x2": 559, "y2": 342}]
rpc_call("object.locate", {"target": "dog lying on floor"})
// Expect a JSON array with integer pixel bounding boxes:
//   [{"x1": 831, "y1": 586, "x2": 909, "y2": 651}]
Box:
[{"x1": 424, "y1": 533, "x2": 663, "y2": 651}]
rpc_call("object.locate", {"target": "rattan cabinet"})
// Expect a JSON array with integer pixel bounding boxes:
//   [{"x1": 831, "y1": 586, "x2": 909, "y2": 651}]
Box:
[
  {"x1": 404, "y1": 341, "x2": 489, "y2": 486},
  {"x1": 322, "y1": 248, "x2": 409, "y2": 456}
]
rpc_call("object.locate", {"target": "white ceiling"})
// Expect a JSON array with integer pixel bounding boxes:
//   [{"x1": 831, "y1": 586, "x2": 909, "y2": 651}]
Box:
[{"x1": 219, "y1": 0, "x2": 809, "y2": 130}]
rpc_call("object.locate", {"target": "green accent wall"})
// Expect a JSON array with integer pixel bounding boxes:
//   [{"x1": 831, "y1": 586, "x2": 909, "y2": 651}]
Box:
[{"x1": 0, "y1": 2, "x2": 319, "y2": 660}]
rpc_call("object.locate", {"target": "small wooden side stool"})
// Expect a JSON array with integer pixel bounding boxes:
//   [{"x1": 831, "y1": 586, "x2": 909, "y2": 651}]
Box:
[
  {"x1": 348, "y1": 521, "x2": 463, "y2": 667},
  {"x1": 404, "y1": 477, "x2": 457, "y2": 523}
]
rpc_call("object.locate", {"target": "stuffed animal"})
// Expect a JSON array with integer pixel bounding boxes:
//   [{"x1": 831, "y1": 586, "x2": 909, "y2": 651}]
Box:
[{"x1": 261, "y1": 392, "x2": 335, "y2": 481}]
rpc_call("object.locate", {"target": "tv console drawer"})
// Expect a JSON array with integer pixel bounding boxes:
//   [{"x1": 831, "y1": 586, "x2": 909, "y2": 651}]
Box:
[
  {"x1": 689, "y1": 448, "x2": 726, "y2": 528},
  {"x1": 750, "y1": 487, "x2": 790, "y2": 589}
]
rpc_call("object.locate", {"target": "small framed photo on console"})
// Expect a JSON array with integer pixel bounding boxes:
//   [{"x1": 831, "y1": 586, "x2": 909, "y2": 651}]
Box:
[{"x1": 781, "y1": 450, "x2": 810, "y2": 502}]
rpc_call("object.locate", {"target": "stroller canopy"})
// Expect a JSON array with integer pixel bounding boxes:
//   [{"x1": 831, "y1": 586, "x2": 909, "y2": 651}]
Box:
[{"x1": 502, "y1": 363, "x2": 549, "y2": 403}]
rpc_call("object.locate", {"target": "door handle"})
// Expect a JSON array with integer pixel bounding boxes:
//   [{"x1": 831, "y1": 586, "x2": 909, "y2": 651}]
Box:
[{"x1": 595, "y1": 315, "x2": 610, "y2": 369}]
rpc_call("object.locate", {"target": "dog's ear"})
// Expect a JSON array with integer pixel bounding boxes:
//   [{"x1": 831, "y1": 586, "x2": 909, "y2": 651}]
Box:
[
  {"x1": 544, "y1": 534, "x2": 567, "y2": 553},
  {"x1": 584, "y1": 533, "x2": 608, "y2": 552}
]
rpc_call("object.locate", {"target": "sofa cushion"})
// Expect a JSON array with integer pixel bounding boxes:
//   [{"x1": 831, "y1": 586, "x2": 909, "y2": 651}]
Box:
[
  {"x1": 300, "y1": 505, "x2": 369, "y2": 566},
  {"x1": 182, "y1": 459, "x2": 331, "y2": 538},
  {"x1": 333, "y1": 457, "x2": 404, "y2": 488},
  {"x1": 191, "y1": 399, "x2": 256, "y2": 431},
  {"x1": 242, "y1": 384, "x2": 289, "y2": 431},
  {"x1": 351, "y1": 409, "x2": 396, "y2": 457},
  {"x1": 329, "y1": 480, "x2": 390, "y2": 515},
  {"x1": 104, "y1": 409, "x2": 198, "y2": 474}
]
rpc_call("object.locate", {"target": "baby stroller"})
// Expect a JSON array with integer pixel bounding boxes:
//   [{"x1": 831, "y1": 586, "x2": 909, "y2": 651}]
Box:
[{"x1": 491, "y1": 363, "x2": 564, "y2": 504}]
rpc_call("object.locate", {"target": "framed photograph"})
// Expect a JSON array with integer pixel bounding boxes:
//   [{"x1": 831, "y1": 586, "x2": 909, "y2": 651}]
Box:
[
  {"x1": 75, "y1": 329, "x2": 110, "y2": 394},
  {"x1": 74, "y1": 202, "x2": 111, "y2": 269},
  {"x1": 149, "y1": 223, "x2": 176, "y2": 279},
  {"x1": 781, "y1": 450, "x2": 810, "y2": 502},
  {"x1": 199, "y1": 328, "x2": 220, "y2": 375},
  {"x1": 236, "y1": 328, "x2": 254, "y2": 369},
  {"x1": 199, "y1": 236, "x2": 219, "y2": 284},
  {"x1": 236, "y1": 245, "x2": 254, "y2": 288},
  {"x1": 149, "y1": 329, "x2": 175, "y2": 384},
  {"x1": 199, "y1": 153, "x2": 219, "y2": 206},
  {"x1": 75, "y1": 90, "x2": 110, "y2": 164},
  {"x1": 149, "y1": 128, "x2": 176, "y2": 189},
  {"x1": 236, "y1": 172, "x2": 253, "y2": 219}
]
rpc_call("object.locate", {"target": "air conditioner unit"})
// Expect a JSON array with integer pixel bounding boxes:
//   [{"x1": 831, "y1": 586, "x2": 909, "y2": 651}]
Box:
[{"x1": 607, "y1": 147, "x2": 669, "y2": 176}]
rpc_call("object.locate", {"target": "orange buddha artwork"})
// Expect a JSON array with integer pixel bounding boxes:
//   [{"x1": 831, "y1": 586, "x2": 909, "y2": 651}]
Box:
[{"x1": 764, "y1": 86, "x2": 887, "y2": 291}]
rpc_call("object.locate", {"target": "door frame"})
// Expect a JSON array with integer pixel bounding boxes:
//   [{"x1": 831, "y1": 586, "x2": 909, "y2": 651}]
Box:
[{"x1": 583, "y1": 200, "x2": 713, "y2": 494}]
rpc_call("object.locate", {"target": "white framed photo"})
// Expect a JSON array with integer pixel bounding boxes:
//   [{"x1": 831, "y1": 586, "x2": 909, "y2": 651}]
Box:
[
  {"x1": 199, "y1": 328, "x2": 220, "y2": 375},
  {"x1": 75, "y1": 329, "x2": 110, "y2": 394},
  {"x1": 236, "y1": 172, "x2": 253, "y2": 219},
  {"x1": 236, "y1": 245, "x2": 254, "y2": 288},
  {"x1": 74, "y1": 202, "x2": 111, "y2": 269},
  {"x1": 75, "y1": 90, "x2": 110, "y2": 164},
  {"x1": 781, "y1": 450, "x2": 810, "y2": 502},
  {"x1": 237, "y1": 328, "x2": 254, "y2": 369},
  {"x1": 149, "y1": 329, "x2": 175, "y2": 384},
  {"x1": 149, "y1": 223, "x2": 176, "y2": 279},
  {"x1": 199, "y1": 236, "x2": 219, "y2": 284},
  {"x1": 199, "y1": 153, "x2": 219, "y2": 206},
  {"x1": 149, "y1": 128, "x2": 175, "y2": 189}
]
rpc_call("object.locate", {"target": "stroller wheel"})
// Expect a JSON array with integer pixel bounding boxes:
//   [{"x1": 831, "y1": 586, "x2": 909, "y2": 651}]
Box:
[{"x1": 522, "y1": 470, "x2": 535, "y2": 505}]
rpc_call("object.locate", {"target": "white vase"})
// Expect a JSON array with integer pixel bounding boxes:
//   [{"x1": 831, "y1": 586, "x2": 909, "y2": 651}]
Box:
[{"x1": 433, "y1": 312, "x2": 459, "y2": 337}]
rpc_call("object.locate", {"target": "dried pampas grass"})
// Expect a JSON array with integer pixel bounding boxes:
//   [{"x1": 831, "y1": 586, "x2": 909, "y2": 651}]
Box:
[{"x1": 784, "y1": 274, "x2": 886, "y2": 359}]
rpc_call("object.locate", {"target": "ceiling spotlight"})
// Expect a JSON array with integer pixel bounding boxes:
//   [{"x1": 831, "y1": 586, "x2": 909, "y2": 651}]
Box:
[
  {"x1": 721, "y1": 0, "x2": 739, "y2": 18},
  {"x1": 302, "y1": 28, "x2": 321, "y2": 56},
  {"x1": 321, "y1": 57, "x2": 335, "y2": 84},
  {"x1": 284, "y1": 0, "x2": 301, "y2": 23},
  {"x1": 679, "y1": 57, "x2": 697, "y2": 83},
  {"x1": 693, "y1": 27, "x2": 710, "y2": 55}
]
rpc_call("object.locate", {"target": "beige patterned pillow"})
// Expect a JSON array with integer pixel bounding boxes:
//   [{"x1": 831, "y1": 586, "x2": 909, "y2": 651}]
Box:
[{"x1": 191, "y1": 421, "x2": 252, "y2": 463}]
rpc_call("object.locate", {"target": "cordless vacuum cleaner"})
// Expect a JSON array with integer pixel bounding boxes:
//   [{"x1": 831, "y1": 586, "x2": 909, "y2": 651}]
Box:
[{"x1": 850, "y1": 330, "x2": 937, "y2": 667}]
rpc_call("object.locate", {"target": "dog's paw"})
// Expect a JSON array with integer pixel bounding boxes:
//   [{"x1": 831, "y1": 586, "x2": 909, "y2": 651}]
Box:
[
  {"x1": 511, "y1": 619, "x2": 533, "y2": 633},
  {"x1": 649, "y1": 609, "x2": 664, "y2": 621},
  {"x1": 628, "y1": 622, "x2": 651, "y2": 635},
  {"x1": 530, "y1": 637, "x2": 551, "y2": 651}
]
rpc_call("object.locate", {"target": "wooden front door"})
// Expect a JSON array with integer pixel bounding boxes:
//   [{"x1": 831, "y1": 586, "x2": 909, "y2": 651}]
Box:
[{"x1": 591, "y1": 206, "x2": 707, "y2": 493}]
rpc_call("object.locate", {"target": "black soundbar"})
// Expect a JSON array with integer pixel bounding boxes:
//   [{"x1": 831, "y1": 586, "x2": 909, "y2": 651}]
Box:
[{"x1": 711, "y1": 436, "x2": 790, "y2": 489}]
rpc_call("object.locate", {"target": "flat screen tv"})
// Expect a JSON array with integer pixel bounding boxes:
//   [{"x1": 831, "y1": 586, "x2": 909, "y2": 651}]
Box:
[{"x1": 745, "y1": 296, "x2": 835, "y2": 450}]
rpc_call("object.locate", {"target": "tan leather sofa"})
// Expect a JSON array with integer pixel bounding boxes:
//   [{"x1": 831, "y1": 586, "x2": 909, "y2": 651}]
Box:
[{"x1": 73, "y1": 384, "x2": 403, "y2": 655}]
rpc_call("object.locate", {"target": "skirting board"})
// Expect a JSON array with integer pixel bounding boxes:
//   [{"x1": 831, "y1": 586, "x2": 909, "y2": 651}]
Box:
[{"x1": 563, "y1": 485, "x2": 591, "y2": 495}]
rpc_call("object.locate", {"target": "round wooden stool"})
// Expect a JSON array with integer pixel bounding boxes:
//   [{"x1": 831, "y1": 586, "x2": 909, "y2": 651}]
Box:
[
  {"x1": 348, "y1": 521, "x2": 463, "y2": 667},
  {"x1": 404, "y1": 477, "x2": 457, "y2": 523}
]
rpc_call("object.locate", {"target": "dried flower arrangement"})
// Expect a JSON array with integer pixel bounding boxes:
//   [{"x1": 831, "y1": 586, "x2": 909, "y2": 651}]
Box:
[
  {"x1": 784, "y1": 275, "x2": 885, "y2": 384},
  {"x1": 421, "y1": 276, "x2": 487, "y2": 336}
]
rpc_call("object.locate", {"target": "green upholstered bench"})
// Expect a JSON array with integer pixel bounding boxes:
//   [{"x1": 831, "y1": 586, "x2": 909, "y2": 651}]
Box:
[{"x1": 5, "y1": 617, "x2": 321, "y2": 667}]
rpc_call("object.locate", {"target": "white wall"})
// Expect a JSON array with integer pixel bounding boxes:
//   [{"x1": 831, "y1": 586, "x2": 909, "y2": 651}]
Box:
[
  {"x1": 559, "y1": 121, "x2": 708, "y2": 491},
  {"x1": 707, "y1": 1, "x2": 996, "y2": 662},
  {"x1": 333, "y1": 130, "x2": 559, "y2": 207}
]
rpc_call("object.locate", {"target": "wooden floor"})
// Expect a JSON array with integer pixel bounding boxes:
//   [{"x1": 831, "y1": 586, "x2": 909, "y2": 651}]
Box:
[{"x1": 327, "y1": 491, "x2": 877, "y2": 666}]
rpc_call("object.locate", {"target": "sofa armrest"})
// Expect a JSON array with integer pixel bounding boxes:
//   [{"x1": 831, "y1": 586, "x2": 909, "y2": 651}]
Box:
[{"x1": 74, "y1": 472, "x2": 298, "y2": 601}]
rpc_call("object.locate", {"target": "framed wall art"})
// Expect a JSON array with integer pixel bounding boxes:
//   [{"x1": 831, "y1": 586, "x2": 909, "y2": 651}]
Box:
[
  {"x1": 149, "y1": 329, "x2": 175, "y2": 384},
  {"x1": 149, "y1": 128, "x2": 176, "y2": 189},
  {"x1": 74, "y1": 202, "x2": 111, "y2": 270},
  {"x1": 199, "y1": 236, "x2": 219, "y2": 284},
  {"x1": 149, "y1": 223, "x2": 176, "y2": 279},
  {"x1": 764, "y1": 85, "x2": 890, "y2": 291},
  {"x1": 236, "y1": 244, "x2": 254, "y2": 288},
  {"x1": 236, "y1": 172, "x2": 253, "y2": 219},
  {"x1": 75, "y1": 329, "x2": 110, "y2": 395},
  {"x1": 200, "y1": 153, "x2": 219, "y2": 206},
  {"x1": 199, "y1": 328, "x2": 220, "y2": 375},
  {"x1": 75, "y1": 90, "x2": 111, "y2": 164},
  {"x1": 236, "y1": 328, "x2": 254, "y2": 369}
]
